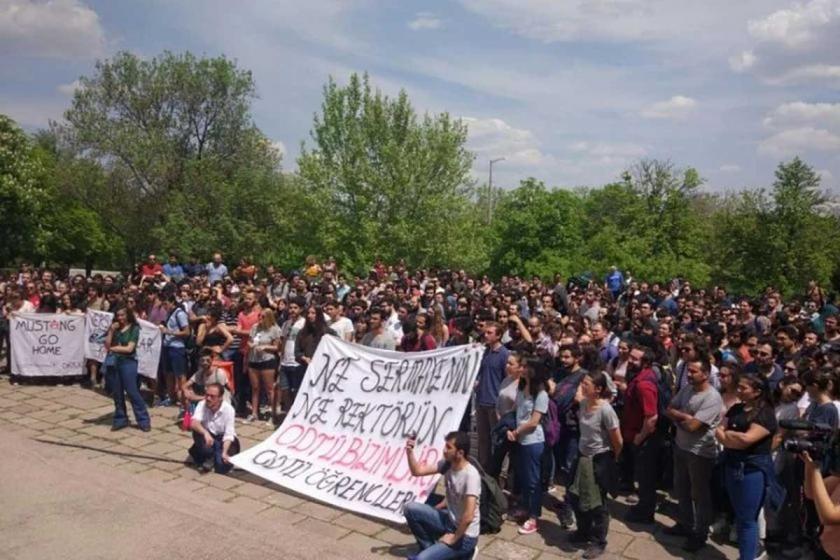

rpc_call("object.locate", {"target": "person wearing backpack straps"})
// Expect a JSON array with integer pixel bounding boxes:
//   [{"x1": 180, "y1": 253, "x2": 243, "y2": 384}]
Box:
[
  {"x1": 507, "y1": 359, "x2": 551, "y2": 536},
  {"x1": 160, "y1": 294, "x2": 192, "y2": 419},
  {"x1": 405, "y1": 431, "x2": 480, "y2": 560},
  {"x1": 622, "y1": 344, "x2": 661, "y2": 524}
]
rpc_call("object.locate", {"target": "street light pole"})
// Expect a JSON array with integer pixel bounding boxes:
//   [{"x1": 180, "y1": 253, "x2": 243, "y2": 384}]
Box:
[{"x1": 488, "y1": 157, "x2": 505, "y2": 223}]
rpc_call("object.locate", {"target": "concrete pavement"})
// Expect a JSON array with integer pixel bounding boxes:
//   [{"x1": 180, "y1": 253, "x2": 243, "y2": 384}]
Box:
[{"x1": 0, "y1": 378, "x2": 739, "y2": 559}]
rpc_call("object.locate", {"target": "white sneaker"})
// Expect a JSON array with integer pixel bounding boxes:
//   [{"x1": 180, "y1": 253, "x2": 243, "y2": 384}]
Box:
[
  {"x1": 710, "y1": 517, "x2": 729, "y2": 536},
  {"x1": 243, "y1": 414, "x2": 256, "y2": 424}
]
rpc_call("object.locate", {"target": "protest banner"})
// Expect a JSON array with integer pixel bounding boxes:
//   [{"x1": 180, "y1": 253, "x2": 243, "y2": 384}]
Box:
[
  {"x1": 232, "y1": 336, "x2": 482, "y2": 524},
  {"x1": 136, "y1": 319, "x2": 162, "y2": 380},
  {"x1": 84, "y1": 310, "x2": 113, "y2": 363},
  {"x1": 10, "y1": 313, "x2": 86, "y2": 377}
]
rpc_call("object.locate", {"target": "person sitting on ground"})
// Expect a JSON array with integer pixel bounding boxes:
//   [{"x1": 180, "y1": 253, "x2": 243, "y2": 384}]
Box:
[
  {"x1": 404, "y1": 431, "x2": 481, "y2": 560},
  {"x1": 188, "y1": 382, "x2": 239, "y2": 474},
  {"x1": 183, "y1": 348, "x2": 232, "y2": 404}
]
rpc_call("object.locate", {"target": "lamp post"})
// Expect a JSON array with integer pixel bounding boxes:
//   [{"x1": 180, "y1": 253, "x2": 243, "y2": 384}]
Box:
[{"x1": 488, "y1": 157, "x2": 505, "y2": 223}]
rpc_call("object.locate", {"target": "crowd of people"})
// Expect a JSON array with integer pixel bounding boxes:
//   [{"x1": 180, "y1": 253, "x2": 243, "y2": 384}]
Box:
[{"x1": 3, "y1": 254, "x2": 840, "y2": 560}]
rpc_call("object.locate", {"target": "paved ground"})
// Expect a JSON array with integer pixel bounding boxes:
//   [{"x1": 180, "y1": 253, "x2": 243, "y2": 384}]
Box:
[{"x1": 0, "y1": 377, "x2": 741, "y2": 560}]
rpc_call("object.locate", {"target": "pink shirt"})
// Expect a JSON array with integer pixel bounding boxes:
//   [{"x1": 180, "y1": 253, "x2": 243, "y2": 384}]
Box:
[{"x1": 237, "y1": 307, "x2": 261, "y2": 355}]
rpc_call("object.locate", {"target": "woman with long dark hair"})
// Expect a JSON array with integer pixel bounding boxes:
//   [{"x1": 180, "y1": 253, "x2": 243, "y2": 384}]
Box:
[
  {"x1": 507, "y1": 359, "x2": 550, "y2": 536},
  {"x1": 714, "y1": 373, "x2": 782, "y2": 560},
  {"x1": 104, "y1": 307, "x2": 151, "y2": 432},
  {"x1": 295, "y1": 304, "x2": 335, "y2": 369}
]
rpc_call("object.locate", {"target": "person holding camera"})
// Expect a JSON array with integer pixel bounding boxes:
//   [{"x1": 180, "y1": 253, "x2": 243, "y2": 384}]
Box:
[{"x1": 714, "y1": 373, "x2": 783, "y2": 560}]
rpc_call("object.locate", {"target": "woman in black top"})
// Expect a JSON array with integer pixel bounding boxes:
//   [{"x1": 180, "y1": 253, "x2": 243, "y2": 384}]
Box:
[
  {"x1": 294, "y1": 304, "x2": 334, "y2": 368},
  {"x1": 714, "y1": 373, "x2": 778, "y2": 560}
]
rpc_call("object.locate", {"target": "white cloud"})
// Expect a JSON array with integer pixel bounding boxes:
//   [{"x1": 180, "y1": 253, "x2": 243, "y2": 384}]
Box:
[
  {"x1": 720, "y1": 164, "x2": 742, "y2": 172},
  {"x1": 818, "y1": 169, "x2": 835, "y2": 183},
  {"x1": 768, "y1": 63, "x2": 840, "y2": 86},
  {"x1": 729, "y1": 50, "x2": 757, "y2": 72},
  {"x1": 747, "y1": 0, "x2": 840, "y2": 48},
  {"x1": 763, "y1": 101, "x2": 840, "y2": 130},
  {"x1": 56, "y1": 79, "x2": 81, "y2": 95},
  {"x1": 463, "y1": 116, "x2": 549, "y2": 166},
  {"x1": 734, "y1": 0, "x2": 840, "y2": 85},
  {"x1": 408, "y1": 12, "x2": 441, "y2": 30},
  {"x1": 0, "y1": 0, "x2": 105, "y2": 58},
  {"x1": 759, "y1": 101, "x2": 840, "y2": 157},
  {"x1": 758, "y1": 127, "x2": 840, "y2": 157},
  {"x1": 640, "y1": 95, "x2": 697, "y2": 120},
  {"x1": 270, "y1": 140, "x2": 286, "y2": 158}
]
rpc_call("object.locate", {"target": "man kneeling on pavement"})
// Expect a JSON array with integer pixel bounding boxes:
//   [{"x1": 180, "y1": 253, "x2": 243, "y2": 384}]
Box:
[
  {"x1": 189, "y1": 382, "x2": 240, "y2": 473},
  {"x1": 404, "y1": 430, "x2": 480, "y2": 560}
]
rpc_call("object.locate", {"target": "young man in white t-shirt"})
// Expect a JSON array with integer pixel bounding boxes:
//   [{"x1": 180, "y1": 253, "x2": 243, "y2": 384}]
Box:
[
  {"x1": 275, "y1": 296, "x2": 306, "y2": 418},
  {"x1": 324, "y1": 301, "x2": 354, "y2": 342},
  {"x1": 404, "y1": 431, "x2": 480, "y2": 559}
]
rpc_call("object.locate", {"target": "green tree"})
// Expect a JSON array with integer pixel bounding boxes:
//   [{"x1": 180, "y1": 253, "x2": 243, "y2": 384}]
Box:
[
  {"x1": 0, "y1": 114, "x2": 50, "y2": 265},
  {"x1": 297, "y1": 73, "x2": 483, "y2": 272},
  {"x1": 488, "y1": 178, "x2": 584, "y2": 278},
  {"x1": 56, "y1": 50, "x2": 278, "y2": 262}
]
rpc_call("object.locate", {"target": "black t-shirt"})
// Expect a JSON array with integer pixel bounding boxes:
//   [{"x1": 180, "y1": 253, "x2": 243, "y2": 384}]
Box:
[{"x1": 724, "y1": 402, "x2": 777, "y2": 457}]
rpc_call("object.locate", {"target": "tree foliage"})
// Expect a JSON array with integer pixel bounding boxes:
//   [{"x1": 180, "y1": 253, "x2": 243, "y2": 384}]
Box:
[
  {"x1": 56, "y1": 50, "x2": 278, "y2": 261},
  {"x1": 298, "y1": 73, "x2": 484, "y2": 272},
  {"x1": 5, "y1": 51, "x2": 840, "y2": 296}
]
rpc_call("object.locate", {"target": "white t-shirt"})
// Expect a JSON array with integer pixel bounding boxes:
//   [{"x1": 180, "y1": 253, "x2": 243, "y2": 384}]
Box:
[
  {"x1": 328, "y1": 316, "x2": 354, "y2": 342},
  {"x1": 281, "y1": 317, "x2": 305, "y2": 367}
]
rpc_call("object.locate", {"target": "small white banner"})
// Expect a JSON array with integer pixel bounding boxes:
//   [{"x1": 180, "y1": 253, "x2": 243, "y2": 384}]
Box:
[
  {"x1": 231, "y1": 336, "x2": 482, "y2": 524},
  {"x1": 84, "y1": 310, "x2": 114, "y2": 363},
  {"x1": 136, "y1": 319, "x2": 162, "y2": 380},
  {"x1": 10, "y1": 313, "x2": 86, "y2": 377}
]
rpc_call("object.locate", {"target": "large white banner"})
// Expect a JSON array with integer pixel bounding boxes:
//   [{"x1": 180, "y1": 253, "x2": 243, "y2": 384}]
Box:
[
  {"x1": 84, "y1": 310, "x2": 113, "y2": 363},
  {"x1": 136, "y1": 319, "x2": 162, "y2": 380},
  {"x1": 10, "y1": 313, "x2": 86, "y2": 377},
  {"x1": 232, "y1": 336, "x2": 482, "y2": 524}
]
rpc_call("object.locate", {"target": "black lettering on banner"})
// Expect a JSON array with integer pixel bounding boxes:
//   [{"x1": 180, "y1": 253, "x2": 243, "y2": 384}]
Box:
[
  {"x1": 15, "y1": 318, "x2": 78, "y2": 333},
  {"x1": 251, "y1": 450, "x2": 312, "y2": 478},
  {"x1": 291, "y1": 391, "x2": 333, "y2": 425},
  {"x1": 333, "y1": 398, "x2": 453, "y2": 445},
  {"x1": 358, "y1": 353, "x2": 476, "y2": 395},
  {"x1": 308, "y1": 353, "x2": 355, "y2": 393}
]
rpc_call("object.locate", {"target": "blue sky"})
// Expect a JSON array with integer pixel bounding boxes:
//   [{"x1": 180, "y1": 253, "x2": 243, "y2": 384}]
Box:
[{"x1": 1, "y1": 0, "x2": 839, "y2": 192}]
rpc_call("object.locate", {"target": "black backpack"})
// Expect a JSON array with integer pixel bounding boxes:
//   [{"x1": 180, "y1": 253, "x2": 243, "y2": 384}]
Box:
[{"x1": 467, "y1": 458, "x2": 508, "y2": 534}]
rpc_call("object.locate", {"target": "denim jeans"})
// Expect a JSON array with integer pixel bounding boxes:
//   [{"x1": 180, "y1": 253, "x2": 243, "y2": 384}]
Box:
[
  {"x1": 108, "y1": 358, "x2": 150, "y2": 429},
  {"x1": 404, "y1": 502, "x2": 478, "y2": 560},
  {"x1": 189, "y1": 432, "x2": 240, "y2": 474},
  {"x1": 724, "y1": 464, "x2": 765, "y2": 560},
  {"x1": 517, "y1": 442, "x2": 544, "y2": 519}
]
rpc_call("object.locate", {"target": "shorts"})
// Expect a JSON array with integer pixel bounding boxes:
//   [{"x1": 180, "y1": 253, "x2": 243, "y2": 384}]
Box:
[
  {"x1": 164, "y1": 346, "x2": 188, "y2": 377},
  {"x1": 248, "y1": 358, "x2": 278, "y2": 371}
]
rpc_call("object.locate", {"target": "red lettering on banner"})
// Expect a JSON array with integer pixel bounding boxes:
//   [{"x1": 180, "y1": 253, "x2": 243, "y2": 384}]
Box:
[
  {"x1": 274, "y1": 423, "x2": 305, "y2": 446},
  {"x1": 319, "y1": 435, "x2": 347, "y2": 461},
  {"x1": 334, "y1": 437, "x2": 364, "y2": 467},
  {"x1": 289, "y1": 427, "x2": 320, "y2": 452}
]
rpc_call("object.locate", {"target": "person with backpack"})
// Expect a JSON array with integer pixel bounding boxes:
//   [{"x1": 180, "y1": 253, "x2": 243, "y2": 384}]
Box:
[
  {"x1": 623, "y1": 345, "x2": 661, "y2": 524},
  {"x1": 551, "y1": 344, "x2": 588, "y2": 528},
  {"x1": 507, "y1": 359, "x2": 550, "y2": 535},
  {"x1": 568, "y1": 370, "x2": 623, "y2": 559},
  {"x1": 160, "y1": 294, "x2": 192, "y2": 418},
  {"x1": 404, "y1": 431, "x2": 481, "y2": 560}
]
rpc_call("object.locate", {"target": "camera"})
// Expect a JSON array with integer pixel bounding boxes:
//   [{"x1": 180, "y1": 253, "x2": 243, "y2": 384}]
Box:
[{"x1": 781, "y1": 419, "x2": 840, "y2": 467}]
